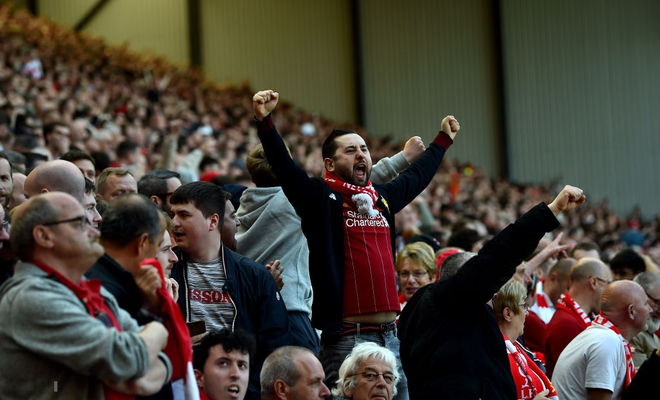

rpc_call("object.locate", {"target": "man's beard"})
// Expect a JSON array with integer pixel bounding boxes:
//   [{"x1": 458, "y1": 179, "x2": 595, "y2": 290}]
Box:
[
  {"x1": 333, "y1": 163, "x2": 371, "y2": 186},
  {"x1": 647, "y1": 315, "x2": 660, "y2": 333}
]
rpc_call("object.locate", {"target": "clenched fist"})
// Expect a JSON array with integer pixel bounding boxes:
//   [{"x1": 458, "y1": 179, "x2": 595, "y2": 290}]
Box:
[
  {"x1": 253, "y1": 90, "x2": 279, "y2": 121},
  {"x1": 441, "y1": 115, "x2": 460, "y2": 140}
]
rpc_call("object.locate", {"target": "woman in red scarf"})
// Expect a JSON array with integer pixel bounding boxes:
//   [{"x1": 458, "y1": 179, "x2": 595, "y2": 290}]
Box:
[
  {"x1": 493, "y1": 279, "x2": 558, "y2": 400},
  {"x1": 395, "y1": 242, "x2": 437, "y2": 310}
]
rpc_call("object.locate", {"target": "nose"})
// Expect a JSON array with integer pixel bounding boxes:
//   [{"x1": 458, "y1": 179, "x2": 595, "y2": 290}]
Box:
[
  {"x1": 93, "y1": 208, "x2": 102, "y2": 224},
  {"x1": 319, "y1": 382, "x2": 331, "y2": 398},
  {"x1": 168, "y1": 248, "x2": 178, "y2": 264},
  {"x1": 229, "y1": 362, "x2": 240, "y2": 378}
]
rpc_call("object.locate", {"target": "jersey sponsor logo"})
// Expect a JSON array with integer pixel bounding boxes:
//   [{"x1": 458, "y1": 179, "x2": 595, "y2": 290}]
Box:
[
  {"x1": 345, "y1": 210, "x2": 389, "y2": 228},
  {"x1": 189, "y1": 288, "x2": 232, "y2": 304}
]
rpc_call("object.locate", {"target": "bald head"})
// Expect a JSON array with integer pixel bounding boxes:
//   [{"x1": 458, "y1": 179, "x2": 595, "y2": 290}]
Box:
[
  {"x1": 24, "y1": 160, "x2": 85, "y2": 203},
  {"x1": 569, "y1": 257, "x2": 610, "y2": 284},
  {"x1": 600, "y1": 280, "x2": 651, "y2": 339}
]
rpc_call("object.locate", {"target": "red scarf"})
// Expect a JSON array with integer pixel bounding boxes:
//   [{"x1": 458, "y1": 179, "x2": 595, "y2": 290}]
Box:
[
  {"x1": 502, "y1": 333, "x2": 558, "y2": 400},
  {"x1": 31, "y1": 261, "x2": 133, "y2": 400},
  {"x1": 325, "y1": 170, "x2": 381, "y2": 215},
  {"x1": 556, "y1": 292, "x2": 592, "y2": 329},
  {"x1": 592, "y1": 313, "x2": 636, "y2": 388},
  {"x1": 139, "y1": 258, "x2": 199, "y2": 400}
]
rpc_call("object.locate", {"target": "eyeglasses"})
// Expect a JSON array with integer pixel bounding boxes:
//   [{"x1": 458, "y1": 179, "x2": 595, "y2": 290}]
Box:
[
  {"x1": 348, "y1": 371, "x2": 397, "y2": 385},
  {"x1": 398, "y1": 270, "x2": 429, "y2": 280},
  {"x1": 1, "y1": 220, "x2": 9, "y2": 233},
  {"x1": 519, "y1": 303, "x2": 530, "y2": 312},
  {"x1": 646, "y1": 292, "x2": 660, "y2": 306},
  {"x1": 42, "y1": 216, "x2": 90, "y2": 231},
  {"x1": 591, "y1": 276, "x2": 613, "y2": 285}
]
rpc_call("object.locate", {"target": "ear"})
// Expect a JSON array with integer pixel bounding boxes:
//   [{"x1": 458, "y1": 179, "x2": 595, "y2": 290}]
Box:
[
  {"x1": 40, "y1": 188, "x2": 50, "y2": 194},
  {"x1": 33, "y1": 226, "x2": 55, "y2": 249},
  {"x1": 194, "y1": 369, "x2": 204, "y2": 390},
  {"x1": 324, "y1": 157, "x2": 335, "y2": 172},
  {"x1": 503, "y1": 306, "x2": 514, "y2": 323},
  {"x1": 344, "y1": 385, "x2": 354, "y2": 399},
  {"x1": 136, "y1": 233, "x2": 151, "y2": 256},
  {"x1": 588, "y1": 276, "x2": 598, "y2": 290},
  {"x1": 208, "y1": 213, "x2": 220, "y2": 232},
  {"x1": 149, "y1": 195, "x2": 163, "y2": 208},
  {"x1": 628, "y1": 304, "x2": 636, "y2": 320},
  {"x1": 274, "y1": 380, "x2": 289, "y2": 398}
]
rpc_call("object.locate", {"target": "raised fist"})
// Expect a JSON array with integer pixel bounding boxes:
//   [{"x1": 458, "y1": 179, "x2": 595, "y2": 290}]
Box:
[{"x1": 253, "y1": 90, "x2": 279, "y2": 121}]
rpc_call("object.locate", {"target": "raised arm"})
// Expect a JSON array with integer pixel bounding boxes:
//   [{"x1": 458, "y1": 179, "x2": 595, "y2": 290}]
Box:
[
  {"x1": 253, "y1": 90, "x2": 326, "y2": 209},
  {"x1": 371, "y1": 136, "x2": 426, "y2": 184},
  {"x1": 432, "y1": 185, "x2": 584, "y2": 309}
]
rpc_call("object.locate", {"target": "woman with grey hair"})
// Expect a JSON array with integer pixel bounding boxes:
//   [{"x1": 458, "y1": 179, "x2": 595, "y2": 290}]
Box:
[{"x1": 332, "y1": 342, "x2": 399, "y2": 400}]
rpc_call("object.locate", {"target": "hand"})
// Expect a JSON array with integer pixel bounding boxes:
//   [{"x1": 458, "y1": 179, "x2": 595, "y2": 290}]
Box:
[
  {"x1": 540, "y1": 232, "x2": 570, "y2": 260},
  {"x1": 532, "y1": 389, "x2": 550, "y2": 400},
  {"x1": 135, "y1": 265, "x2": 163, "y2": 308},
  {"x1": 266, "y1": 260, "x2": 284, "y2": 290},
  {"x1": 191, "y1": 331, "x2": 209, "y2": 345},
  {"x1": 548, "y1": 185, "x2": 586, "y2": 216},
  {"x1": 253, "y1": 90, "x2": 279, "y2": 121},
  {"x1": 166, "y1": 278, "x2": 179, "y2": 302},
  {"x1": 441, "y1": 115, "x2": 460, "y2": 140},
  {"x1": 403, "y1": 136, "x2": 425, "y2": 163},
  {"x1": 140, "y1": 321, "x2": 169, "y2": 350}
]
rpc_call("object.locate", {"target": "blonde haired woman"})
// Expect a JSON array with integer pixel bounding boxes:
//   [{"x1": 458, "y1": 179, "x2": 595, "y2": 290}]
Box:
[
  {"x1": 395, "y1": 242, "x2": 436, "y2": 310},
  {"x1": 493, "y1": 279, "x2": 558, "y2": 400}
]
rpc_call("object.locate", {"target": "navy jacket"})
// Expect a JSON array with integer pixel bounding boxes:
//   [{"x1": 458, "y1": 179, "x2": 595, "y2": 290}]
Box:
[
  {"x1": 398, "y1": 203, "x2": 559, "y2": 400},
  {"x1": 171, "y1": 244, "x2": 290, "y2": 400},
  {"x1": 256, "y1": 115, "x2": 452, "y2": 333}
]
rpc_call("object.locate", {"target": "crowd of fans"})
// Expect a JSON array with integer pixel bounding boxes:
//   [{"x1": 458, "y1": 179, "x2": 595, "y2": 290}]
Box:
[{"x1": 1, "y1": 4, "x2": 660, "y2": 400}]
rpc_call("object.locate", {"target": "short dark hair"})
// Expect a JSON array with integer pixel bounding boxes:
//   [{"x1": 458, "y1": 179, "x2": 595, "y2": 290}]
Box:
[
  {"x1": 610, "y1": 248, "x2": 646, "y2": 276},
  {"x1": 116, "y1": 140, "x2": 140, "y2": 160},
  {"x1": 170, "y1": 181, "x2": 230, "y2": 222},
  {"x1": 447, "y1": 228, "x2": 482, "y2": 252},
  {"x1": 199, "y1": 156, "x2": 219, "y2": 172},
  {"x1": 193, "y1": 329, "x2": 256, "y2": 370},
  {"x1": 84, "y1": 178, "x2": 96, "y2": 196},
  {"x1": 61, "y1": 149, "x2": 95, "y2": 166},
  {"x1": 570, "y1": 241, "x2": 601, "y2": 258},
  {"x1": 322, "y1": 128, "x2": 359, "y2": 160},
  {"x1": 138, "y1": 169, "x2": 180, "y2": 199},
  {"x1": 100, "y1": 193, "x2": 161, "y2": 247},
  {"x1": 0, "y1": 152, "x2": 13, "y2": 178},
  {"x1": 43, "y1": 122, "x2": 68, "y2": 143}
]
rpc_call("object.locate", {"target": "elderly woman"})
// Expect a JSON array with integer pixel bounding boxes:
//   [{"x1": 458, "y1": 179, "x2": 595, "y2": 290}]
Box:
[
  {"x1": 493, "y1": 279, "x2": 558, "y2": 400},
  {"x1": 333, "y1": 342, "x2": 399, "y2": 400},
  {"x1": 396, "y1": 242, "x2": 437, "y2": 309}
]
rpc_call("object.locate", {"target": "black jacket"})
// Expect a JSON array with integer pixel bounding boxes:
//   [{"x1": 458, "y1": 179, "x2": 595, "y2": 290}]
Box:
[
  {"x1": 171, "y1": 244, "x2": 291, "y2": 400},
  {"x1": 398, "y1": 203, "x2": 559, "y2": 400},
  {"x1": 256, "y1": 114, "x2": 452, "y2": 332}
]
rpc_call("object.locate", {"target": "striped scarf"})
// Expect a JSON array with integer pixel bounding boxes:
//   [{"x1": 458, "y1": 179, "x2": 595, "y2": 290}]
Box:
[
  {"x1": 556, "y1": 292, "x2": 592, "y2": 329},
  {"x1": 592, "y1": 313, "x2": 636, "y2": 388}
]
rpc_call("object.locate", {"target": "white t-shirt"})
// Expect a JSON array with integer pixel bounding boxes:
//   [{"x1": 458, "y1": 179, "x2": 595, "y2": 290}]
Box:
[{"x1": 552, "y1": 324, "x2": 627, "y2": 400}]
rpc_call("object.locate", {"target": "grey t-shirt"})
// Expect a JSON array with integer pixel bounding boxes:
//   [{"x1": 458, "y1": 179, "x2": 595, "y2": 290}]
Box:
[{"x1": 187, "y1": 257, "x2": 236, "y2": 331}]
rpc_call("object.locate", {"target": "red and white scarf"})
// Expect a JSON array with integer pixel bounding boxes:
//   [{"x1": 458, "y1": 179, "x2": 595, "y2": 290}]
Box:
[
  {"x1": 503, "y1": 333, "x2": 558, "y2": 400},
  {"x1": 532, "y1": 280, "x2": 555, "y2": 324},
  {"x1": 325, "y1": 170, "x2": 381, "y2": 217},
  {"x1": 592, "y1": 313, "x2": 636, "y2": 388},
  {"x1": 556, "y1": 292, "x2": 592, "y2": 329},
  {"x1": 139, "y1": 258, "x2": 200, "y2": 400}
]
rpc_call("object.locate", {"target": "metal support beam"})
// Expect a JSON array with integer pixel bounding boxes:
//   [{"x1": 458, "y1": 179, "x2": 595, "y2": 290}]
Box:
[
  {"x1": 188, "y1": 0, "x2": 202, "y2": 67},
  {"x1": 74, "y1": 0, "x2": 110, "y2": 32},
  {"x1": 350, "y1": 0, "x2": 364, "y2": 126},
  {"x1": 491, "y1": 0, "x2": 509, "y2": 179}
]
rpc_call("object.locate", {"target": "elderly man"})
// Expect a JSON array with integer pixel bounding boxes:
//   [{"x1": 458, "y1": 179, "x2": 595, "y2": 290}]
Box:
[
  {"x1": 97, "y1": 167, "x2": 138, "y2": 203},
  {"x1": 630, "y1": 272, "x2": 660, "y2": 367},
  {"x1": 0, "y1": 192, "x2": 171, "y2": 398},
  {"x1": 23, "y1": 159, "x2": 85, "y2": 203},
  {"x1": 398, "y1": 185, "x2": 585, "y2": 399},
  {"x1": 553, "y1": 280, "x2": 652, "y2": 400},
  {"x1": 333, "y1": 342, "x2": 399, "y2": 400},
  {"x1": 193, "y1": 329, "x2": 256, "y2": 400},
  {"x1": 260, "y1": 346, "x2": 331, "y2": 400},
  {"x1": 544, "y1": 257, "x2": 612, "y2": 377}
]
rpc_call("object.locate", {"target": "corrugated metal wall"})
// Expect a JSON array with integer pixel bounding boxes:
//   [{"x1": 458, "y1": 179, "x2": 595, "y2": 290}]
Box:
[
  {"x1": 199, "y1": 0, "x2": 356, "y2": 123},
  {"x1": 501, "y1": 0, "x2": 660, "y2": 216},
  {"x1": 359, "y1": 0, "x2": 503, "y2": 176},
  {"x1": 38, "y1": 0, "x2": 190, "y2": 66}
]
